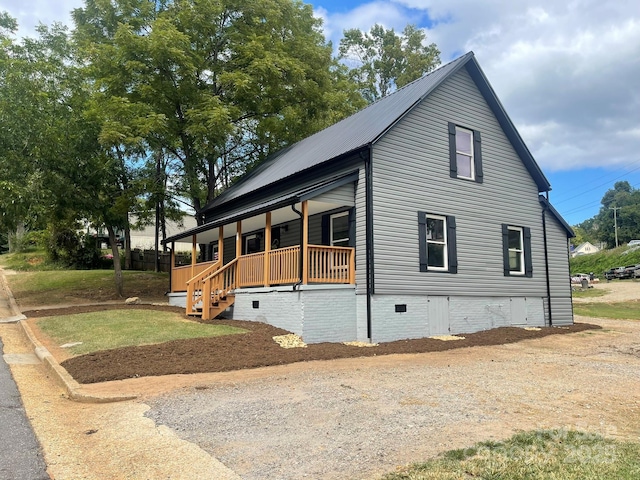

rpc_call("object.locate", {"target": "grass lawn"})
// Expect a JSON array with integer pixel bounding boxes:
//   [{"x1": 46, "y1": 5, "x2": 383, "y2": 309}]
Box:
[
  {"x1": 573, "y1": 301, "x2": 640, "y2": 320},
  {"x1": 382, "y1": 430, "x2": 640, "y2": 480},
  {"x1": 36, "y1": 310, "x2": 247, "y2": 355},
  {"x1": 6, "y1": 270, "x2": 168, "y2": 306}
]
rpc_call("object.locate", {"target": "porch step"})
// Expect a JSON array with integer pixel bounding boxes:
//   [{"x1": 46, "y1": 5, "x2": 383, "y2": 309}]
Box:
[{"x1": 188, "y1": 295, "x2": 235, "y2": 319}]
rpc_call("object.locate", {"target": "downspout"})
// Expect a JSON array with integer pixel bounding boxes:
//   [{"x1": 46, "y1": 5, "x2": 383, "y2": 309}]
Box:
[
  {"x1": 541, "y1": 194, "x2": 553, "y2": 326},
  {"x1": 291, "y1": 203, "x2": 304, "y2": 291},
  {"x1": 364, "y1": 146, "x2": 374, "y2": 341}
]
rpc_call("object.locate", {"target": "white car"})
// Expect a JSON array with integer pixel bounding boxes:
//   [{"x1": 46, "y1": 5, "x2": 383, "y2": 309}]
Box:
[{"x1": 628, "y1": 240, "x2": 640, "y2": 247}]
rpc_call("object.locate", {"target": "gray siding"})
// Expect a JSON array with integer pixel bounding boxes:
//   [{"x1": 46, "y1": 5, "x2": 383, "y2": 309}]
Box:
[
  {"x1": 355, "y1": 167, "x2": 367, "y2": 293},
  {"x1": 371, "y1": 67, "x2": 554, "y2": 299},
  {"x1": 545, "y1": 212, "x2": 574, "y2": 325},
  {"x1": 313, "y1": 182, "x2": 355, "y2": 206}
]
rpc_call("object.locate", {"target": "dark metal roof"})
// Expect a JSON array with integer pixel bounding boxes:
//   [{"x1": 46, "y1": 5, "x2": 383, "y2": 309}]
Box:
[
  {"x1": 539, "y1": 195, "x2": 575, "y2": 237},
  {"x1": 205, "y1": 52, "x2": 476, "y2": 212},
  {"x1": 203, "y1": 51, "x2": 552, "y2": 214}
]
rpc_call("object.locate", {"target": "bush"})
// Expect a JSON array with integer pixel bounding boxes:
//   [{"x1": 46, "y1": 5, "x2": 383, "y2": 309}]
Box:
[{"x1": 43, "y1": 222, "x2": 102, "y2": 269}]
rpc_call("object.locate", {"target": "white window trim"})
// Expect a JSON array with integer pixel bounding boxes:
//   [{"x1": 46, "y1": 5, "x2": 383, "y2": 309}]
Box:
[
  {"x1": 426, "y1": 214, "x2": 448, "y2": 271},
  {"x1": 456, "y1": 126, "x2": 475, "y2": 181},
  {"x1": 330, "y1": 212, "x2": 349, "y2": 246},
  {"x1": 508, "y1": 226, "x2": 525, "y2": 275}
]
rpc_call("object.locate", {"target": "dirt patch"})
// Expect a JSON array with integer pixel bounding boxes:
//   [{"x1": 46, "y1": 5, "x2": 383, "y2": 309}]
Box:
[{"x1": 24, "y1": 303, "x2": 598, "y2": 384}]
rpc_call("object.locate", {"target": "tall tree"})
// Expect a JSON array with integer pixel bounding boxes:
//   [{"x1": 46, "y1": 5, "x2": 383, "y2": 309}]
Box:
[
  {"x1": 339, "y1": 23, "x2": 440, "y2": 103},
  {"x1": 591, "y1": 181, "x2": 640, "y2": 248},
  {"x1": 73, "y1": 0, "x2": 364, "y2": 224}
]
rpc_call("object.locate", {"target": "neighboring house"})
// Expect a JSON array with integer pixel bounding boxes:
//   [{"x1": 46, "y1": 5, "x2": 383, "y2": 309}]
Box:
[
  {"x1": 571, "y1": 241, "x2": 600, "y2": 257},
  {"x1": 164, "y1": 51, "x2": 575, "y2": 344},
  {"x1": 87, "y1": 215, "x2": 197, "y2": 250},
  {"x1": 128, "y1": 215, "x2": 197, "y2": 251}
]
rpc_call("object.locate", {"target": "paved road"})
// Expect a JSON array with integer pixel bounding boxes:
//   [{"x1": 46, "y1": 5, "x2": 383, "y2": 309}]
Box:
[{"x1": 0, "y1": 339, "x2": 49, "y2": 479}]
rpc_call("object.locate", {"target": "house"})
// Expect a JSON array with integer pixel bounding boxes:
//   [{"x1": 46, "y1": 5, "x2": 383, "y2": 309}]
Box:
[
  {"x1": 163, "y1": 51, "x2": 575, "y2": 344},
  {"x1": 571, "y1": 241, "x2": 600, "y2": 257}
]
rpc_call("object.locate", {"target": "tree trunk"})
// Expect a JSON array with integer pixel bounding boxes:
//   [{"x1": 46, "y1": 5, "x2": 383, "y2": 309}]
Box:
[
  {"x1": 124, "y1": 218, "x2": 132, "y2": 270},
  {"x1": 107, "y1": 225, "x2": 124, "y2": 298}
]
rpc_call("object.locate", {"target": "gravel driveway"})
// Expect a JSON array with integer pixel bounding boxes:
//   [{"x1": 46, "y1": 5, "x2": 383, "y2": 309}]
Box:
[{"x1": 145, "y1": 316, "x2": 640, "y2": 479}]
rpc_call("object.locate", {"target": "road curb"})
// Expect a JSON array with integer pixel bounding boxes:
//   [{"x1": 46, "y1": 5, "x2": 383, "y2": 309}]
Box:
[
  {"x1": 0, "y1": 268, "x2": 135, "y2": 402},
  {"x1": 19, "y1": 320, "x2": 138, "y2": 403},
  {"x1": 0, "y1": 270, "x2": 27, "y2": 323}
]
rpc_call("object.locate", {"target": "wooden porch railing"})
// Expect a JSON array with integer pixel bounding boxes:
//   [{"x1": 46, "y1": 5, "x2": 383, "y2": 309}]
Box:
[
  {"x1": 172, "y1": 260, "x2": 218, "y2": 293},
  {"x1": 308, "y1": 245, "x2": 355, "y2": 284},
  {"x1": 185, "y1": 260, "x2": 221, "y2": 314},
  {"x1": 200, "y1": 258, "x2": 238, "y2": 319},
  {"x1": 181, "y1": 245, "x2": 354, "y2": 317}
]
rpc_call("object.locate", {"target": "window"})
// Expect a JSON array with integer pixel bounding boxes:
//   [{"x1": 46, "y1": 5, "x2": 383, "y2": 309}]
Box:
[
  {"x1": 502, "y1": 224, "x2": 532, "y2": 277},
  {"x1": 418, "y1": 212, "x2": 457, "y2": 273},
  {"x1": 448, "y1": 122, "x2": 483, "y2": 183},
  {"x1": 330, "y1": 212, "x2": 350, "y2": 247},
  {"x1": 244, "y1": 233, "x2": 261, "y2": 255}
]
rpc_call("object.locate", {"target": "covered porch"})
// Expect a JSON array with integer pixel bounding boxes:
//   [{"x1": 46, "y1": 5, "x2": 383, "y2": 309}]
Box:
[{"x1": 166, "y1": 177, "x2": 357, "y2": 320}]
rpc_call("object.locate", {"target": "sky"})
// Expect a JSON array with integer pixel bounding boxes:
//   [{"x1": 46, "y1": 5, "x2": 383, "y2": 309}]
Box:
[{"x1": 3, "y1": 0, "x2": 640, "y2": 227}]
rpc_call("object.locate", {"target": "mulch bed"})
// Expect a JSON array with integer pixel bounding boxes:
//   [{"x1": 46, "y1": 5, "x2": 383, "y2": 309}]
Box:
[{"x1": 23, "y1": 305, "x2": 600, "y2": 385}]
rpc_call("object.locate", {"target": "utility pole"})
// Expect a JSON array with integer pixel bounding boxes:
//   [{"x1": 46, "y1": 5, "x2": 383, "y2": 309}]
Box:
[{"x1": 610, "y1": 206, "x2": 619, "y2": 247}]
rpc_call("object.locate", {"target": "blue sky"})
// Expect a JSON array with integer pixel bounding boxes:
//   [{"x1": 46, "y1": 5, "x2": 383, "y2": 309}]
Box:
[{"x1": 4, "y1": 0, "x2": 640, "y2": 226}]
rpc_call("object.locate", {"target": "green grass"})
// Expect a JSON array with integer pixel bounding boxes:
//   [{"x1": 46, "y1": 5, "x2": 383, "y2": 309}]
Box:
[
  {"x1": 572, "y1": 288, "x2": 608, "y2": 298},
  {"x1": 381, "y1": 430, "x2": 640, "y2": 480},
  {"x1": 573, "y1": 301, "x2": 640, "y2": 320},
  {"x1": 0, "y1": 250, "x2": 61, "y2": 271},
  {"x1": 36, "y1": 310, "x2": 247, "y2": 355},
  {"x1": 6, "y1": 270, "x2": 169, "y2": 306},
  {"x1": 570, "y1": 245, "x2": 640, "y2": 276}
]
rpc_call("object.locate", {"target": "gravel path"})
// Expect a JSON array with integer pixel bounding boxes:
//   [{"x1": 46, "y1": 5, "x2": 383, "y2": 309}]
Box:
[{"x1": 145, "y1": 316, "x2": 640, "y2": 479}]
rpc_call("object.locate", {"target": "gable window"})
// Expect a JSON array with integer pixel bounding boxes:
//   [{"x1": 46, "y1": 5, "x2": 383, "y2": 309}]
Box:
[
  {"x1": 448, "y1": 122, "x2": 483, "y2": 183},
  {"x1": 502, "y1": 224, "x2": 532, "y2": 277},
  {"x1": 330, "y1": 212, "x2": 350, "y2": 247},
  {"x1": 418, "y1": 212, "x2": 458, "y2": 273}
]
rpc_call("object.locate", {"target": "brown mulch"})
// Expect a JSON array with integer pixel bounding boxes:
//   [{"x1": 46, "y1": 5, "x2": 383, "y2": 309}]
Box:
[{"x1": 24, "y1": 305, "x2": 600, "y2": 385}]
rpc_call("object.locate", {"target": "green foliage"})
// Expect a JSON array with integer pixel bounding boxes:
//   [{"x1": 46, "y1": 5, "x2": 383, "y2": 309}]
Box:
[
  {"x1": 339, "y1": 23, "x2": 440, "y2": 103},
  {"x1": 36, "y1": 310, "x2": 247, "y2": 355},
  {"x1": 381, "y1": 429, "x2": 640, "y2": 480},
  {"x1": 575, "y1": 181, "x2": 640, "y2": 248},
  {"x1": 570, "y1": 245, "x2": 640, "y2": 275},
  {"x1": 574, "y1": 301, "x2": 640, "y2": 320},
  {"x1": 5, "y1": 270, "x2": 168, "y2": 306},
  {"x1": 42, "y1": 222, "x2": 102, "y2": 269}
]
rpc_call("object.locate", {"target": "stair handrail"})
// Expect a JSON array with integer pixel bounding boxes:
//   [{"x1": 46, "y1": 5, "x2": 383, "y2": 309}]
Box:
[
  {"x1": 185, "y1": 259, "x2": 222, "y2": 313},
  {"x1": 201, "y1": 258, "x2": 238, "y2": 320}
]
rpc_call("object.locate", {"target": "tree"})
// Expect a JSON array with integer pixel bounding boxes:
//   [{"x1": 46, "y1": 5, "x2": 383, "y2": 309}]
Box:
[
  {"x1": 339, "y1": 23, "x2": 440, "y2": 103},
  {"x1": 591, "y1": 181, "x2": 640, "y2": 248},
  {"x1": 72, "y1": 0, "x2": 364, "y2": 229}
]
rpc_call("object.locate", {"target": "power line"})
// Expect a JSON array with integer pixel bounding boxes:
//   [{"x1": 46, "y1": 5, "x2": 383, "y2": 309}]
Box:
[{"x1": 553, "y1": 163, "x2": 640, "y2": 206}]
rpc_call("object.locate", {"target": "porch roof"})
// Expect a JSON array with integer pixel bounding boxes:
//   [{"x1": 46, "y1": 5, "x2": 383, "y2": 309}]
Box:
[{"x1": 163, "y1": 171, "x2": 358, "y2": 244}]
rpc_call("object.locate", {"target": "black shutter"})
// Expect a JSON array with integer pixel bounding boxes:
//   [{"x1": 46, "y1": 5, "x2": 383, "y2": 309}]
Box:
[
  {"x1": 473, "y1": 130, "x2": 483, "y2": 183},
  {"x1": 447, "y1": 215, "x2": 457, "y2": 274},
  {"x1": 321, "y1": 214, "x2": 329, "y2": 245},
  {"x1": 448, "y1": 122, "x2": 457, "y2": 178},
  {"x1": 524, "y1": 227, "x2": 533, "y2": 277},
  {"x1": 502, "y1": 224, "x2": 510, "y2": 276},
  {"x1": 418, "y1": 212, "x2": 428, "y2": 272},
  {"x1": 348, "y1": 207, "x2": 356, "y2": 248}
]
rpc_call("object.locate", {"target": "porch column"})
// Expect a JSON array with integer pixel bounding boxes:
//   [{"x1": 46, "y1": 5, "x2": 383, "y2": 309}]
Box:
[
  {"x1": 191, "y1": 234, "x2": 197, "y2": 277},
  {"x1": 218, "y1": 225, "x2": 224, "y2": 264},
  {"x1": 302, "y1": 200, "x2": 309, "y2": 284},
  {"x1": 264, "y1": 212, "x2": 271, "y2": 287},
  {"x1": 236, "y1": 220, "x2": 242, "y2": 259}
]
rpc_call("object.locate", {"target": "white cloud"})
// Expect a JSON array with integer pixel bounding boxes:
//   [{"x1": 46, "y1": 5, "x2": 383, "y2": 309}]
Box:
[{"x1": 2, "y1": 0, "x2": 83, "y2": 38}]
